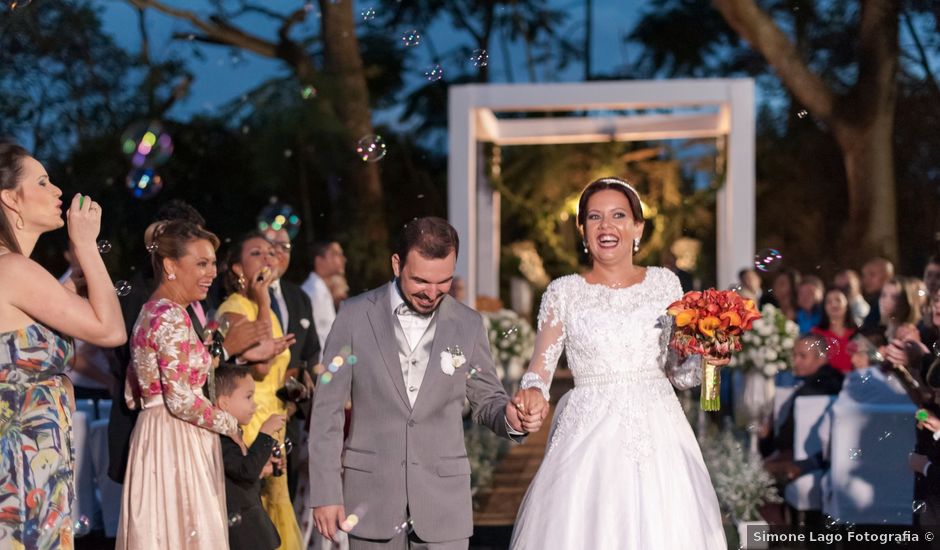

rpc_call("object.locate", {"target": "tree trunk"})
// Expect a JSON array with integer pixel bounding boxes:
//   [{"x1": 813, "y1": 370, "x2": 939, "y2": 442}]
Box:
[
  {"x1": 832, "y1": 105, "x2": 898, "y2": 262},
  {"x1": 320, "y1": 0, "x2": 389, "y2": 287}
]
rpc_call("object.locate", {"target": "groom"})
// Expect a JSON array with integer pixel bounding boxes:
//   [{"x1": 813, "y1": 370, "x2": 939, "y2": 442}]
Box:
[{"x1": 307, "y1": 217, "x2": 547, "y2": 549}]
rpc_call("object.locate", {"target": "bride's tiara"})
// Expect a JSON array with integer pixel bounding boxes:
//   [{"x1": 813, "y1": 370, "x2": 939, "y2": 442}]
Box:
[{"x1": 589, "y1": 177, "x2": 642, "y2": 202}]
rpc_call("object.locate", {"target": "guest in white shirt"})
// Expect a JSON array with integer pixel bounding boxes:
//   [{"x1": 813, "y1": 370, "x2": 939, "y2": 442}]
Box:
[{"x1": 301, "y1": 240, "x2": 346, "y2": 353}]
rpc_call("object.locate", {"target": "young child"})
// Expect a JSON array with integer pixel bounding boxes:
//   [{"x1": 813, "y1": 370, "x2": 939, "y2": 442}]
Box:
[{"x1": 215, "y1": 365, "x2": 286, "y2": 550}]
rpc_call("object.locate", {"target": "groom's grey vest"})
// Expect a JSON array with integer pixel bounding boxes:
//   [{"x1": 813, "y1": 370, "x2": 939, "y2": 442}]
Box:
[{"x1": 393, "y1": 314, "x2": 438, "y2": 406}]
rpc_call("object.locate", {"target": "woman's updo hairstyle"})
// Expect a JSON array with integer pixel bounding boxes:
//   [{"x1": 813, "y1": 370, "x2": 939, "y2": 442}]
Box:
[
  {"x1": 145, "y1": 219, "x2": 219, "y2": 280},
  {"x1": 576, "y1": 177, "x2": 645, "y2": 228}
]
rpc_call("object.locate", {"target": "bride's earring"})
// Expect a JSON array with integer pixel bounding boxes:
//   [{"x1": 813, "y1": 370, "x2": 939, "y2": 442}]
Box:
[
  {"x1": 167, "y1": 273, "x2": 177, "y2": 281},
  {"x1": 633, "y1": 238, "x2": 640, "y2": 253}
]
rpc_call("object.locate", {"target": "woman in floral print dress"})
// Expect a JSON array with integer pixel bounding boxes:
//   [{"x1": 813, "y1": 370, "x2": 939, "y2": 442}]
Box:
[
  {"x1": 117, "y1": 220, "x2": 246, "y2": 550},
  {"x1": 0, "y1": 141, "x2": 125, "y2": 550}
]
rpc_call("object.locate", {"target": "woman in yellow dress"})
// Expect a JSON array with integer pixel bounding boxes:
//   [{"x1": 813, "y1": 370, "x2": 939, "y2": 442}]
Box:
[{"x1": 216, "y1": 233, "x2": 301, "y2": 550}]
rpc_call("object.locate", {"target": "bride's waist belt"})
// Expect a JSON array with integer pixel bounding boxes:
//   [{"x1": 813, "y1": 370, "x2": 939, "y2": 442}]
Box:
[{"x1": 574, "y1": 370, "x2": 664, "y2": 387}]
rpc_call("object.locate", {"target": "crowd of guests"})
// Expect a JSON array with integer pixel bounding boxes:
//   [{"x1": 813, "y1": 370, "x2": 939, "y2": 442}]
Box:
[
  {"x1": 0, "y1": 141, "x2": 354, "y2": 549},
  {"x1": 731, "y1": 256, "x2": 940, "y2": 526}
]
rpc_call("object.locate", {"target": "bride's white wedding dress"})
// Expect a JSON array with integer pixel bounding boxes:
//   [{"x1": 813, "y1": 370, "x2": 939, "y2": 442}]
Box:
[{"x1": 510, "y1": 267, "x2": 727, "y2": 549}]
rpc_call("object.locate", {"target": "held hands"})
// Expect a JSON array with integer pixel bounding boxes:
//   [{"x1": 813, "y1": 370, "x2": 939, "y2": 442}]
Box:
[
  {"x1": 313, "y1": 505, "x2": 349, "y2": 542},
  {"x1": 507, "y1": 388, "x2": 549, "y2": 433},
  {"x1": 66, "y1": 194, "x2": 102, "y2": 248}
]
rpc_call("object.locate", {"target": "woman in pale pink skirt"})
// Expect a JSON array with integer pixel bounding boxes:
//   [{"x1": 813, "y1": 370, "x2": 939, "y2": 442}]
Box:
[{"x1": 117, "y1": 220, "x2": 245, "y2": 549}]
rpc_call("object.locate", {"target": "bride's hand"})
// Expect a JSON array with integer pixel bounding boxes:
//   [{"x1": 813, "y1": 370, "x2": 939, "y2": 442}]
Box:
[
  {"x1": 509, "y1": 388, "x2": 549, "y2": 432},
  {"x1": 702, "y1": 354, "x2": 731, "y2": 367}
]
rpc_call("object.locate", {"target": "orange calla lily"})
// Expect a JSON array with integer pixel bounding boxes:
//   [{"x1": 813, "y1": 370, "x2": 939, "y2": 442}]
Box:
[
  {"x1": 675, "y1": 309, "x2": 698, "y2": 327},
  {"x1": 720, "y1": 310, "x2": 742, "y2": 328},
  {"x1": 698, "y1": 316, "x2": 721, "y2": 338}
]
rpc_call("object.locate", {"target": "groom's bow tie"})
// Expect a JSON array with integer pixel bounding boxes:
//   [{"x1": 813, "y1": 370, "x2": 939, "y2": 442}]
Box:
[{"x1": 395, "y1": 302, "x2": 431, "y2": 319}]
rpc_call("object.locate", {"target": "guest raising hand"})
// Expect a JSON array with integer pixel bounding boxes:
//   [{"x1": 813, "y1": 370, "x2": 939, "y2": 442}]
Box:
[{"x1": 0, "y1": 141, "x2": 125, "y2": 549}]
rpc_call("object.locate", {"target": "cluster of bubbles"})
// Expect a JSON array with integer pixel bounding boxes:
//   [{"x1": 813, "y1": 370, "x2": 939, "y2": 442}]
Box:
[
  {"x1": 314, "y1": 346, "x2": 358, "y2": 385},
  {"x1": 500, "y1": 326, "x2": 519, "y2": 339},
  {"x1": 932, "y1": 340, "x2": 940, "y2": 358},
  {"x1": 97, "y1": 240, "x2": 112, "y2": 254},
  {"x1": 797, "y1": 109, "x2": 809, "y2": 119},
  {"x1": 360, "y1": 6, "x2": 376, "y2": 22},
  {"x1": 823, "y1": 515, "x2": 856, "y2": 531},
  {"x1": 121, "y1": 120, "x2": 174, "y2": 200},
  {"x1": 356, "y1": 134, "x2": 387, "y2": 163},
  {"x1": 301, "y1": 85, "x2": 317, "y2": 100},
  {"x1": 848, "y1": 447, "x2": 862, "y2": 461},
  {"x1": 257, "y1": 201, "x2": 302, "y2": 239},
  {"x1": 754, "y1": 248, "x2": 783, "y2": 272},
  {"x1": 424, "y1": 64, "x2": 444, "y2": 82},
  {"x1": 393, "y1": 517, "x2": 415, "y2": 536}
]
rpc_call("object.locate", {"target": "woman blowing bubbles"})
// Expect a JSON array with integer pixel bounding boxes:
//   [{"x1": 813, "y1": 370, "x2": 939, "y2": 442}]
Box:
[{"x1": 0, "y1": 141, "x2": 125, "y2": 549}]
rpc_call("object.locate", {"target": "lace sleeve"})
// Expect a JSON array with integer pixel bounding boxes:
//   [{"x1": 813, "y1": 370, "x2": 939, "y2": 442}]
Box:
[
  {"x1": 520, "y1": 282, "x2": 566, "y2": 401},
  {"x1": 154, "y1": 305, "x2": 238, "y2": 437},
  {"x1": 659, "y1": 272, "x2": 702, "y2": 391}
]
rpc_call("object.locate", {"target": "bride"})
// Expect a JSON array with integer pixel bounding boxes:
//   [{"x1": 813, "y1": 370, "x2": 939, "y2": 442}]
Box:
[{"x1": 510, "y1": 177, "x2": 728, "y2": 549}]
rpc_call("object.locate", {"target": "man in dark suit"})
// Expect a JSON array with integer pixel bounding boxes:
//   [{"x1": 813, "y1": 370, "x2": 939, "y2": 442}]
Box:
[
  {"x1": 264, "y1": 227, "x2": 321, "y2": 500},
  {"x1": 764, "y1": 333, "x2": 845, "y2": 480}
]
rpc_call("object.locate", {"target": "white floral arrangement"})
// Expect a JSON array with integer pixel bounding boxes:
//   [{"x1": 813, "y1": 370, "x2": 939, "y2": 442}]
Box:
[
  {"x1": 731, "y1": 304, "x2": 799, "y2": 377},
  {"x1": 481, "y1": 309, "x2": 535, "y2": 387},
  {"x1": 700, "y1": 426, "x2": 781, "y2": 522}
]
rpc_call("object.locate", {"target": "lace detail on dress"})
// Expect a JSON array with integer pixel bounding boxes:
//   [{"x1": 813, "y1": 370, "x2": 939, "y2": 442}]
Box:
[
  {"x1": 518, "y1": 268, "x2": 697, "y2": 463},
  {"x1": 521, "y1": 373, "x2": 551, "y2": 401}
]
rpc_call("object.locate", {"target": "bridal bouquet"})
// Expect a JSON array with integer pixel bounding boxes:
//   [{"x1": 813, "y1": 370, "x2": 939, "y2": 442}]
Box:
[{"x1": 667, "y1": 289, "x2": 761, "y2": 410}]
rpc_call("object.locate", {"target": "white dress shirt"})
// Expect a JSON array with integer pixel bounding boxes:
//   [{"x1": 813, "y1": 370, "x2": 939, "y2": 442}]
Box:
[{"x1": 301, "y1": 272, "x2": 337, "y2": 354}]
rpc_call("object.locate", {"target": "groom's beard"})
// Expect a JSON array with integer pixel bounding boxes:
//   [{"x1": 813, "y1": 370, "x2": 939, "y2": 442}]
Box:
[{"x1": 396, "y1": 279, "x2": 445, "y2": 315}]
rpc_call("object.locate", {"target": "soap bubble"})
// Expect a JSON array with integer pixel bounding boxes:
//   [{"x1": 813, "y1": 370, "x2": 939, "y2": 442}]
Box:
[
  {"x1": 754, "y1": 248, "x2": 783, "y2": 272},
  {"x1": 115, "y1": 280, "x2": 132, "y2": 297},
  {"x1": 73, "y1": 515, "x2": 91, "y2": 537},
  {"x1": 97, "y1": 240, "x2": 112, "y2": 254},
  {"x1": 401, "y1": 30, "x2": 421, "y2": 47},
  {"x1": 470, "y1": 49, "x2": 488, "y2": 67},
  {"x1": 356, "y1": 134, "x2": 387, "y2": 163},
  {"x1": 121, "y1": 120, "x2": 174, "y2": 168},
  {"x1": 257, "y1": 202, "x2": 301, "y2": 239},
  {"x1": 424, "y1": 64, "x2": 444, "y2": 82},
  {"x1": 126, "y1": 168, "x2": 164, "y2": 200},
  {"x1": 228, "y1": 513, "x2": 242, "y2": 527}
]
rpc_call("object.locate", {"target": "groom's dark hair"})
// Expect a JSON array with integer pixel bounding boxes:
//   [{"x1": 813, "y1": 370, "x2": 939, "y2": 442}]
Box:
[{"x1": 396, "y1": 217, "x2": 459, "y2": 268}]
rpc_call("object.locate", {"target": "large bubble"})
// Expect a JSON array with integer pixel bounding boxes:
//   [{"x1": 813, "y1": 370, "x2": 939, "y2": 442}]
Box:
[
  {"x1": 121, "y1": 120, "x2": 174, "y2": 169},
  {"x1": 126, "y1": 168, "x2": 164, "y2": 200},
  {"x1": 257, "y1": 201, "x2": 301, "y2": 239}
]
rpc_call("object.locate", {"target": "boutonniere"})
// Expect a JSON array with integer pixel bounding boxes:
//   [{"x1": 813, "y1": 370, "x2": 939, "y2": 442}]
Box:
[
  {"x1": 440, "y1": 346, "x2": 466, "y2": 376},
  {"x1": 300, "y1": 318, "x2": 311, "y2": 329}
]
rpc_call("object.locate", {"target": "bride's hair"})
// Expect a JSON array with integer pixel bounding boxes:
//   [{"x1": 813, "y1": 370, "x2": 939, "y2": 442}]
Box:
[{"x1": 576, "y1": 177, "x2": 645, "y2": 228}]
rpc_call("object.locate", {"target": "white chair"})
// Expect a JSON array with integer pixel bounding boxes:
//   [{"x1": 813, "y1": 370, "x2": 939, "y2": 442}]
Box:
[
  {"x1": 783, "y1": 395, "x2": 836, "y2": 511},
  {"x1": 823, "y1": 401, "x2": 916, "y2": 525}
]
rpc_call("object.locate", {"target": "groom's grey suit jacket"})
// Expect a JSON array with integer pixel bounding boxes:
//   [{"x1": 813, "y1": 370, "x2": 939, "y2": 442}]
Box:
[{"x1": 306, "y1": 284, "x2": 516, "y2": 542}]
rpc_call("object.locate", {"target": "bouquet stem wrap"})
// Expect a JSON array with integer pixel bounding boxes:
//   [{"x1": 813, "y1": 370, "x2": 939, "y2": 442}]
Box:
[{"x1": 701, "y1": 361, "x2": 722, "y2": 411}]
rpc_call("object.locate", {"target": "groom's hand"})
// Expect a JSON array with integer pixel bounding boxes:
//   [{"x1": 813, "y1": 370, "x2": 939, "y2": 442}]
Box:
[
  {"x1": 506, "y1": 389, "x2": 548, "y2": 433},
  {"x1": 313, "y1": 504, "x2": 347, "y2": 541}
]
